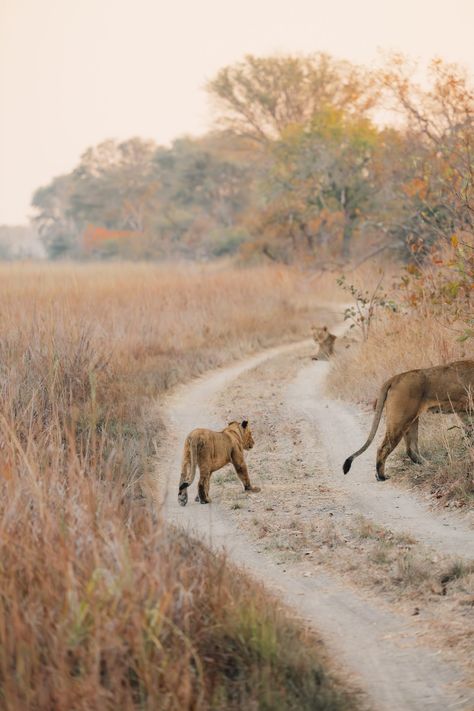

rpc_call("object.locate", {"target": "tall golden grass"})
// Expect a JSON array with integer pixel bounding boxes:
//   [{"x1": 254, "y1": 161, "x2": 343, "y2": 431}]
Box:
[{"x1": 0, "y1": 262, "x2": 350, "y2": 710}]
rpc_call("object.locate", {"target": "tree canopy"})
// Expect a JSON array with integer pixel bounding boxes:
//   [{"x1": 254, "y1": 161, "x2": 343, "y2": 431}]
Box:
[{"x1": 31, "y1": 52, "x2": 473, "y2": 263}]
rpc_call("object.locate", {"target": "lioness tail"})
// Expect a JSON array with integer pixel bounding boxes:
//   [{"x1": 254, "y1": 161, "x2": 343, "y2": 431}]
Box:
[{"x1": 343, "y1": 378, "x2": 393, "y2": 474}]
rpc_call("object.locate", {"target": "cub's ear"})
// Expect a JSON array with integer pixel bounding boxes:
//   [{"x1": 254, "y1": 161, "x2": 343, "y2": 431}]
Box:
[{"x1": 241, "y1": 420, "x2": 249, "y2": 429}]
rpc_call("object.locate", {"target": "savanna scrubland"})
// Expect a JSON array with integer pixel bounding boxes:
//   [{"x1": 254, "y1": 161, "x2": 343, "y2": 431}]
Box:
[
  {"x1": 0, "y1": 263, "x2": 354, "y2": 709},
  {"x1": 2, "y1": 51, "x2": 473, "y2": 708}
]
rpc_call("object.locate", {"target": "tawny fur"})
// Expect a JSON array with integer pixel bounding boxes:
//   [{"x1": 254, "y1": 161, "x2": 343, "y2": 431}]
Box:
[
  {"x1": 312, "y1": 326, "x2": 336, "y2": 360},
  {"x1": 311, "y1": 325, "x2": 355, "y2": 360},
  {"x1": 178, "y1": 420, "x2": 260, "y2": 505},
  {"x1": 343, "y1": 360, "x2": 474, "y2": 481}
]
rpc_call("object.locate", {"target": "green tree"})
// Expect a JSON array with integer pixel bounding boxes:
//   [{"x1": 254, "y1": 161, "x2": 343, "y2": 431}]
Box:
[
  {"x1": 257, "y1": 109, "x2": 380, "y2": 258},
  {"x1": 32, "y1": 134, "x2": 257, "y2": 259},
  {"x1": 32, "y1": 175, "x2": 78, "y2": 258},
  {"x1": 70, "y1": 138, "x2": 158, "y2": 232}
]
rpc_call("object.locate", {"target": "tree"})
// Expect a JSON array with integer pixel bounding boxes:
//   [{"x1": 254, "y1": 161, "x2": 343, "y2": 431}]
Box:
[
  {"x1": 378, "y1": 56, "x2": 474, "y2": 250},
  {"x1": 70, "y1": 138, "x2": 158, "y2": 233},
  {"x1": 253, "y1": 109, "x2": 380, "y2": 258},
  {"x1": 31, "y1": 52, "x2": 473, "y2": 266},
  {"x1": 32, "y1": 175, "x2": 79, "y2": 258},
  {"x1": 32, "y1": 134, "x2": 257, "y2": 259},
  {"x1": 207, "y1": 53, "x2": 377, "y2": 144}
]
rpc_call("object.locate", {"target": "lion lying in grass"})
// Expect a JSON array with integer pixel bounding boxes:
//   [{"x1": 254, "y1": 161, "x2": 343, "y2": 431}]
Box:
[
  {"x1": 311, "y1": 325, "x2": 355, "y2": 360},
  {"x1": 343, "y1": 360, "x2": 474, "y2": 481},
  {"x1": 178, "y1": 420, "x2": 260, "y2": 505},
  {"x1": 311, "y1": 326, "x2": 336, "y2": 360}
]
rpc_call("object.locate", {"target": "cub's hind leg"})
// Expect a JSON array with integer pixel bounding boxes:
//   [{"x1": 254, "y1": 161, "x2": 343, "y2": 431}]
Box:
[{"x1": 197, "y1": 468, "x2": 212, "y2": 504}]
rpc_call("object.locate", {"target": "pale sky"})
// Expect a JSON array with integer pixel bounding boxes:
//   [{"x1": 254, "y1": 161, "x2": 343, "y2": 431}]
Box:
[{"x1": 1, "y1": 0, "x2": 473, "y2": 224}]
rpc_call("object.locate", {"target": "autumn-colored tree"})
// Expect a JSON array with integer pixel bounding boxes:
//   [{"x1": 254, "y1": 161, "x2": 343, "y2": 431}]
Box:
[
  {"x1": 268, "y1": 109, "x2": 380, "y2": 257},
  {"x1": 378, "y1": 55, "x2": 473, "y2": 250},
  {"x1": 374, "y1": 57, "x2": 474, "y2": 338}
]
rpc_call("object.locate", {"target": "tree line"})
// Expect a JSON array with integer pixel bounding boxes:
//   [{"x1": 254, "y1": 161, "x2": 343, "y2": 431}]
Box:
[{"x1": 32, "y1": 52, "x2": 473, "y2": 262}]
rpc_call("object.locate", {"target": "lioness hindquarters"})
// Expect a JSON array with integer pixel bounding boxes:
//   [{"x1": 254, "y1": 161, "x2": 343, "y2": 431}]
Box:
[
  {"x1": 375, "y1": 375, "x2": 423, "y2": 480},
  {"x1": 343, "y1": 374, "x2": 423, "y2": 481}
]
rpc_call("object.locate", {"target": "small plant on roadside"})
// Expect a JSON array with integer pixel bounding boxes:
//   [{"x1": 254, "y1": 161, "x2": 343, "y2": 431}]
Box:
[{"x1": 337, "y1": 274, "x2": 398, "y2": 341}]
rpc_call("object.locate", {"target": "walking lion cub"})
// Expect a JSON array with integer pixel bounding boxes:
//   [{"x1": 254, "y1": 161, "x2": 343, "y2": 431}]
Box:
[{"x1": 178, "y1": 420, "x2": 260, "y2": 505}]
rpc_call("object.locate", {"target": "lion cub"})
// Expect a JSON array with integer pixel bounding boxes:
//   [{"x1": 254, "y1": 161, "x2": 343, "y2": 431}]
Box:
[
  {"x1": 311, "y1": 325, "x2": 356, "y2": 360},
  {"x1": 311, "y1": 325, "x2": 337, "y2": 360},
  {"x1": 178, "y1": 420, "x2": 260, "y2": 506}
]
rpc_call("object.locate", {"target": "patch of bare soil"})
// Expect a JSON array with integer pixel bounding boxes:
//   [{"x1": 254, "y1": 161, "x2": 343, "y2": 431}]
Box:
[{"x1": 155, "y1": 334, "x2": 474, "y2": 711}]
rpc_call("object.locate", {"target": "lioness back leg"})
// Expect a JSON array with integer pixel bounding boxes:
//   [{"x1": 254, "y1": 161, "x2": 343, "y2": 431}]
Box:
[
  {"x1": 404, "y1": 418, "x2": 423, "y2": 464},
  {"x1": 376, "y1": 391, "x2": 420, "y2": 481}
]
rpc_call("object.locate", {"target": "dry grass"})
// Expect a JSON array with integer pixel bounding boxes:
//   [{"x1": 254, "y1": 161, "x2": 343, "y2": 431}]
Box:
[
  {"x1": 1, "y1": 261, "x2": 344, "y2": 394},
  {"x1": 326, "y1": 311, "x2": 471, "y2": 404},
  {"x1": 0, "y1": 261, "x2": 352, "y2": 710}
]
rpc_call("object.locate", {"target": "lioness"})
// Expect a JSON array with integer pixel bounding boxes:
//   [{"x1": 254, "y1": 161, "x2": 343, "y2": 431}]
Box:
[
  {"x1": 178, "y1": 420, "x2": 260, "y2": 506},
  {"x1": 343, "y1": 360, "x2": 474, "y2": 481}
]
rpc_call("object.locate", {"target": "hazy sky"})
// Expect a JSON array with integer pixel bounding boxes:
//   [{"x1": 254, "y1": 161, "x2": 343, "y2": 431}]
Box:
[{"x1": 1, "y1": 0, "x2": 473, "y2": 224}]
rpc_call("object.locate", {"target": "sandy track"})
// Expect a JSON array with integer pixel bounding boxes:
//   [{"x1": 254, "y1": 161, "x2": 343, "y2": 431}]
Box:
[{"x1": 156, "y1": 338, "x2": 474, "y2": 711}]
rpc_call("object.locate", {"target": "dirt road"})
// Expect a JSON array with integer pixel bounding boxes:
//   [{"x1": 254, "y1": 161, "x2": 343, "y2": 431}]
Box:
[{"x1": 156, "y1": 335, "x2": 474, "y2": 711}]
